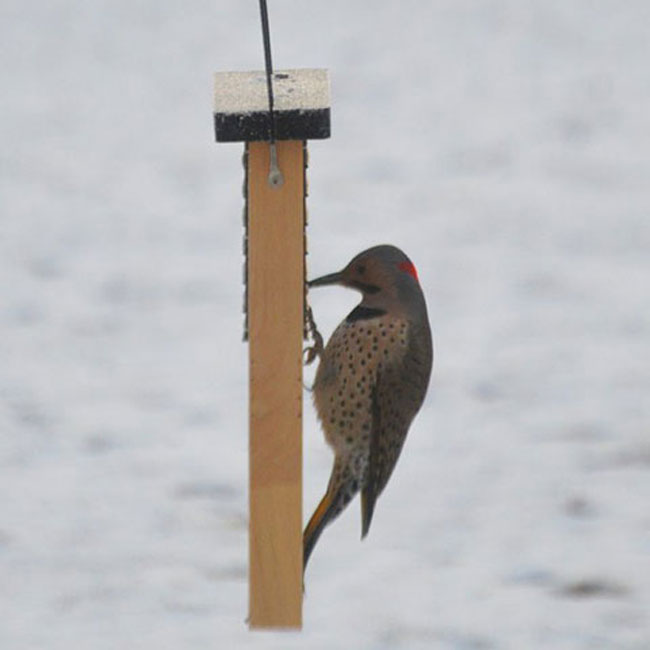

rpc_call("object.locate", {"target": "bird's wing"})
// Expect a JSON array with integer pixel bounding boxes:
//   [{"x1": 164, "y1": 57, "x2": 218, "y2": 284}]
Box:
[{"x1": 361, "y1": 321, "x2": 432, "y2": 537}]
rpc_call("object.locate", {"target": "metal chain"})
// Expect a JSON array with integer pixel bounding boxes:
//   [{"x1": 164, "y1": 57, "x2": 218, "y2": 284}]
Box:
[
  {"x1": 302, "y1": 141, "x2": 325, "y2": 363},
  {"x1": 242, "y1": 143, "x2": 249, "y2": 342}
]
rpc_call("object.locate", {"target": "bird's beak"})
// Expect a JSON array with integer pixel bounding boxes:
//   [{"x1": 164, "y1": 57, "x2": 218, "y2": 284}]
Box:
[{"x1": 307, "y1": 270, "x2": 344, "y2": 288}]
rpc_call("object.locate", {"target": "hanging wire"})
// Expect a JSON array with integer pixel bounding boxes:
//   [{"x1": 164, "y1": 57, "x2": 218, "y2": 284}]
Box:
[
  {"x1": 255, "y1": 1, "x2": 316, "y2": 348},
  {"x1": 258, "y1": 0, "x2": 284, "y2": 187}
]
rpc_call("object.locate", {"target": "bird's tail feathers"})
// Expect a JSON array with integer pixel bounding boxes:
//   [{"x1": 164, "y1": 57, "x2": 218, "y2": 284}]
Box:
[
  {"x1": 360, "y1": 487, "x2": 377, "y2": 539},
  {"x1": 303, "y1": 491, "x2": 337, "y2": 572},
  {"x1": 303, "y1": 461, "x2": 360, "y2": 572}
]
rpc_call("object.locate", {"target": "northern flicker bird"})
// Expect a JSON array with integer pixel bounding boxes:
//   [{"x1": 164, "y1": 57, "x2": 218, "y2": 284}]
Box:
[{"x1": 304, "y1": 244, "x2": 433, "y2": 571}]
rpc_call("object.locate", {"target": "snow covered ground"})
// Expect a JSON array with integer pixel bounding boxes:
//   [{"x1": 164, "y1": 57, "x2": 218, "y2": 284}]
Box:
[{"x1": 1, "y1": 1, "x2": 649, "y2": 648}]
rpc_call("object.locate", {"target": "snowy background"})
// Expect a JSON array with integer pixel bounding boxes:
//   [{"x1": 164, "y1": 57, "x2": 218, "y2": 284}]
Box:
[{"x1": 2, "y1": 1, "x2": 649, "y2": 648}]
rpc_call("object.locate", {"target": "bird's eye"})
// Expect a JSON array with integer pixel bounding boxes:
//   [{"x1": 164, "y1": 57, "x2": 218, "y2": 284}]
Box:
[{"x1": 357, "y1": 265, "x2": 366, "y2": 275}]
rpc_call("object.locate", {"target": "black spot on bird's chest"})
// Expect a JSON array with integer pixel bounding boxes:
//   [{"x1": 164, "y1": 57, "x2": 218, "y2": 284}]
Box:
[{"x1": 346, "y1": 306, "x2": 387, "y2": 323}]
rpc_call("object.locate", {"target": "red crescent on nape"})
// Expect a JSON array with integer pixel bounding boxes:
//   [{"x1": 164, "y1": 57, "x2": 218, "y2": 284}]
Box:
[{"x1": 398, "y1": 261, "x2": 419, "y2": 281}]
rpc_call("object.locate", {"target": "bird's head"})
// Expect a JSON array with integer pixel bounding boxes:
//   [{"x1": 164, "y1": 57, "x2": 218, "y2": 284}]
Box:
[{"x1": 308, "y1": 245, "x2": 423, "y2": 311}]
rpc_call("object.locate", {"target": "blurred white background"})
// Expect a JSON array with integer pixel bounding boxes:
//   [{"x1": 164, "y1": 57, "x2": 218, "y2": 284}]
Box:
[{"x1": 1, "y1": 1, "x2": 649, "y2": 648}]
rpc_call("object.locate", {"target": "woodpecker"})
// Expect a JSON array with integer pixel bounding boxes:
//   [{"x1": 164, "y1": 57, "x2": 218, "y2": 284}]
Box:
[{"x1": 304, "y1": 245, "x2": 433, "y2": 571}]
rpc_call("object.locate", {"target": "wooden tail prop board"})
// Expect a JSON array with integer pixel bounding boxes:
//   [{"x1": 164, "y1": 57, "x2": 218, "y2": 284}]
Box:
[{"x1": 247, "y1": 140, "x2": 304, "y2": 628}]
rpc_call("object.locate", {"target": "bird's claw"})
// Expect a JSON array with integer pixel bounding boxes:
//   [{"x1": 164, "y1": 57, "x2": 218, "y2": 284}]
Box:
[
  {"x1": 304, "y1": 304, "x2": 324, "y2": 366},
  {"x1": 303, "y1": 342, "x2": 322, "y2": 365}
]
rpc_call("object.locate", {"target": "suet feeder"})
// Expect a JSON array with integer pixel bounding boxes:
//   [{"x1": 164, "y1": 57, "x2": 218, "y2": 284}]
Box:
[{"x1": 214, "y1": 62, "x2": 330, "y2": 628}]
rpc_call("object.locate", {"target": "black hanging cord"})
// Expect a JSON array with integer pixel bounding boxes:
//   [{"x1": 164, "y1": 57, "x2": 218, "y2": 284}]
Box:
[
  {"x1": 258, "y1": 0, "x2": 283, "y2": 186},
  {"x1": 258, "y1": 0, "x2": 277, "y2": 145}
]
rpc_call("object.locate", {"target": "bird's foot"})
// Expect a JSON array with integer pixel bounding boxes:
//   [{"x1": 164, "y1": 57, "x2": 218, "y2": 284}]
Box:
[{"x1": 303, "y1": 304, "x2": 324, "y2": 365}]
